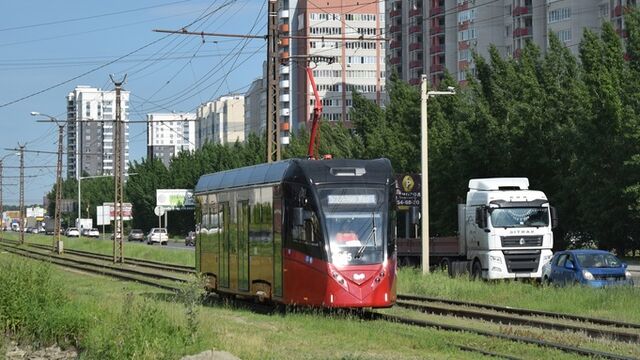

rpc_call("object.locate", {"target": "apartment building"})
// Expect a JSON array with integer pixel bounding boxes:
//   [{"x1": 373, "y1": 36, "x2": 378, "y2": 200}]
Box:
[
  {"x1": 146, "y1": 112, "x2": 196, "y2": 167},
  {"x1": 244, "y1": 77, "x2": 267, "y2": 139},
  {"x1": 274, "y1": 0, "x2": 386, "y2": 132},
  {"x1": 66, "y1": 85, "x2": 129, "y2": 179},
  {"x1": 196, "y1": 95, "x2": 245, "y2": 147},
  {"x1": 387, "y1": 0, "x2": 635, "y2": 87}
]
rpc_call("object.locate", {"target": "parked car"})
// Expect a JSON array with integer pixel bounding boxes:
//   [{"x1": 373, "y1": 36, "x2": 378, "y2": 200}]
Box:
[
  {"x1": 65, "y1": 227, "x2": 80, "y2": 237},
  {"x1": 146, "y1": 228, "x2": 168, "y2": 245},
  {"x1": 185, "y1": 231, "x2": 196, "y2": 246},
  {"x1": 86, "y1": 228, "x2": 100, "y2": 238},
  {"x1": 127, "y1": 229, "x2": 145, "y2": 242},
  {"x1": 545, "y1": 250, "x2": 634, "y2": 287}
]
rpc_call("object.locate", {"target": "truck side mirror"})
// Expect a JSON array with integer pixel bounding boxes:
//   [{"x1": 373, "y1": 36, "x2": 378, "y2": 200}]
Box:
[
  {"x1": 293, "y1": 207, "x2": 304, "y2": 227},
  {"x1": 550, "y1": 206, "x2": 558, "y2": 229},
  {"x1": 475, "y1": 206, "x2": 486, "y2": 228},
  {"x1": 409, "y1": 206, "x2": 420, "y2": 225}
]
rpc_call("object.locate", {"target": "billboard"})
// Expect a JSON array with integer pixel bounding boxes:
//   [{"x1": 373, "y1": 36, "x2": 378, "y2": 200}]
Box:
[
  {"x1": 26, "y1": 207, "x2": 45, "y2": 218},
  {"x1": 395, "y1": 174, "x2": 421, "y2": 209},
  {"x1": 102, "y1": 202, "x2": 133, "y2": 221},
  {"x1": 156, "y1": 189, "x2": 195, "y2": 210}
]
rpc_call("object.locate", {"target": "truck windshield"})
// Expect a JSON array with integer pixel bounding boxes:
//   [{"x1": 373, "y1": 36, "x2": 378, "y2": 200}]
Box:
[
  {"x1": 319, "y1": 187, "x2": 385, "y2": 266},
  {"x1": 490, "y1": 207, "x2": 549, "y2": 228}
]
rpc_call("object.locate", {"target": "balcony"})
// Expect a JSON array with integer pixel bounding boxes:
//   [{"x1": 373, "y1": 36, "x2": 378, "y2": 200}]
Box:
[
  {"x1": 389, "y1": 56, "x2": 402, "y2": 65},
  {"x1": 390, "y1": 9, "x2": 401, "y2": 18},
  {"x1": 279, "y1": 9, "x2": 289, "y2": 18},
  {"x1": 409, "y1": 25, "x2": 422, "y2": 34},
  {"x1": 410, "y1": 8, "x2": 422, "y2": 17},
  {"x1": 457, "y1": 1, "x2": 468, "y2": 11},
  {"x1": 390, "y1": 25, "x2": 401, "y2": 33},
  {"x1": 279, "y1": 80, "x2": 290, "y2": 88},
  {"x1": 280, "y1": 108, "x2": 290, "y2": 116},
  {"x1": 410, "y1": 60, "x2": 423, "y2": 69},
  {"x1": 280, "y1": 94, "x2": 290, "y2": 102},
  {"x1": 430, "y1": 25, "x2": 444, "y2": 35},
  {"x1": 280, "y1": 64, "x2": 290, "y2": 74},
  {"x1": 409, "y1": 42, "x2": 422, "y2": 51},
  {"x1": 409, "y1": 78, "x2": 421, "y2": 85},
  {"x1": 279, "y1": 23, "x2": 289, "y2": 33},
  {"x1": 430, "y1": 7, "x2": 443, "y2": 17},
  {"x1": 512, "y1": 6, "x2": 531, "y2": 17},
  {"x1": 430, "y1": 44, "x2": 444, "y2": 53},
  {"x1": 513, "y1": 27, "x2": 531, "y2": 37},
  {"x1": 458, "y1": 41, "x2": 470, "y2": 50},
  {"x1": 430, "y1": 64, "x2": 444, "y2": 73},
  {"x1": 390, "y1": 40, "x2": 402, "y2": 49}
]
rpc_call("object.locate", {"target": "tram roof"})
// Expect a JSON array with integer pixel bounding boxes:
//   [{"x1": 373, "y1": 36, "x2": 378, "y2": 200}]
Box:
[
  {"x1": 194, "y1": 158, "x2": 393, "y2": 194},
  {"x1": 195, "y1": 160, "x2": 294, "y2": 194}
]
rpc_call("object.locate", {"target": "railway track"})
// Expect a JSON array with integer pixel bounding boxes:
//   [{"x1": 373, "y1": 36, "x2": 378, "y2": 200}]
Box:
[
  {"x1": 396, "y1": 294, "x2": 640, "y2": 343},
  {"x1": 1, "y1": 240, "x2": 637, "y2": 359},
  {"x1": 0, "y1": 239, "x2": 193, "y2": 274}
]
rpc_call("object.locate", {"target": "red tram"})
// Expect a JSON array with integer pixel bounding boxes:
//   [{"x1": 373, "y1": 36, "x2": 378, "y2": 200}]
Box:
[{"x1": 194, "y1": 158, "x2": 396, "y2": 308}]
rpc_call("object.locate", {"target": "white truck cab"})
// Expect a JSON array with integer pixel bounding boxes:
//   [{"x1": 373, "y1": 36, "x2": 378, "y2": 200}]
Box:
[{"x1": 461, "y1": 178, "x2": 556, "y2": 279}]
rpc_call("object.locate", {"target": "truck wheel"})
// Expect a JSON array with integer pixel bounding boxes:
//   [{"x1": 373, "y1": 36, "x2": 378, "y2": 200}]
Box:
[
  {"x1": 471, "y1": 260, "x2": 482, "y2": 280},
  {"x1": 440, "y1": 258, "x2": 450, "y2": 274}
]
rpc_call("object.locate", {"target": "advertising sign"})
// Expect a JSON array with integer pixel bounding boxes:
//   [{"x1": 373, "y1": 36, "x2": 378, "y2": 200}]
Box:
[
  {"x1": 26, "y1": 207, "x2": 45, "y2": 218},
  {"x1": 96, "y1": 206, "x2": 111, "y2": 226},
  {"x1": 395, "y1": 174, "x2": 421, "y2": 209},
  {"x1": 102, "y1": 202, "x2": 133, "y2": 221},
  {"x1": 156, "y1": 189, "x2": 195, "y2": 210}
]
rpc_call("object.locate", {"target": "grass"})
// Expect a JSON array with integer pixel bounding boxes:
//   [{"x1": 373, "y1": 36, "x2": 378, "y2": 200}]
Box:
[
  {"x1": 0, "y1": 252, "x2": 584, "y2": 359},
  {"x1": 398, "y1": 267, "x2": 640, "y2": 323},
  {"x1": 0, "y1": 232, "x2": 194, "y2": 267}
]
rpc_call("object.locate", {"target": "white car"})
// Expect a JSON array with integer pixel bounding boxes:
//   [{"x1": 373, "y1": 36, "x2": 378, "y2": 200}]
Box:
[
  {"x1": 146, "y1": 228, "x2": 168, "y2": 245},
  {"x1": 65, "y1": 227, "x2": 80, "y2": 237},
  {"x1": 87, "y1": 228, "x2": 100, "y2": 238}
]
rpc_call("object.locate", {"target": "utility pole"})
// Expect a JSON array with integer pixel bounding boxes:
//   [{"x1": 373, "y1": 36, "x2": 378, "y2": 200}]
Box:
[
  {"x1": 0, "y1": 160, "x2": 3, "y2": 240},
  {"x1": 53, "y1": 125, "x2": 64, "y2": 253},
  {"x1": 18, "y1": 144, "x2": 25, "y2": 245},
  {"x1": 266, "y1": 0, "x2": 280, "y2": 163},
  {"x1": 110, "y1": 74, "x2": 127, "y2": 263}
]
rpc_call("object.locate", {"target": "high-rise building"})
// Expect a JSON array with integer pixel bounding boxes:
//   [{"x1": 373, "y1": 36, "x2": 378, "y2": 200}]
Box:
[
  {"x1": 66, "y1": 85, "x2": 129, "y2": 179},
  {"x1": 244, "y1": 77, "x2": 267, "y2": 139},
  {"x1": 387, "y1": 0, "x2": 635, "y2": 87},
  {"x1": 277, "y1": 0, "x2": 386, "y2": 131},
  {"x1": 196, "y1": 95, "x2": 245, "y2": 147},
  {"x1": 146, "y1": 112, "x2": 196, "y2": 167}
]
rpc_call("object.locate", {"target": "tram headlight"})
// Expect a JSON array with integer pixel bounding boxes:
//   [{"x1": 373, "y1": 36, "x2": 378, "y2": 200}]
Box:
[{"x1": 331, "y1": 271, "x2": 349, "y2": 291}]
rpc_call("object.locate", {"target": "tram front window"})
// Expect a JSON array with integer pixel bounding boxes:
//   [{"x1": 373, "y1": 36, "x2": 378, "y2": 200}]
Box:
[{"x1": 319, "y1": 188, "x2": 385, "y2": 266}]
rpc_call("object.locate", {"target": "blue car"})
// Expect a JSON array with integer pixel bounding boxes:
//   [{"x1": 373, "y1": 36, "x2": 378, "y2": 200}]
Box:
[{"x1": 545, "y1": 250, "x2": 634, "y2": 287}]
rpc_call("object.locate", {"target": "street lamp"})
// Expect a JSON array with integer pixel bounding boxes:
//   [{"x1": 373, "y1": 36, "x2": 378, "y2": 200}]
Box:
[
  {"x1": 420, "y1": 75, "x2": 456, "y2": 274},
  {"x1": 31, "y1": 111, "x2": 65, "y2": 252}
]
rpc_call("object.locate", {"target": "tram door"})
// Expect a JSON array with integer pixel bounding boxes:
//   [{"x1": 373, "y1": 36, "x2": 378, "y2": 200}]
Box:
[
  {"x1": 238, "y1": 201, "x2": 249, "y2": 291},
  {"x1": 219, "y1": 202, "x2": 230, "y2": 288}
]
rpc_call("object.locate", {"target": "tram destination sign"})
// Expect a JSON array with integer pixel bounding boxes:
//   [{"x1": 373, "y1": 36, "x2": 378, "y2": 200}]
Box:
[{"x1": 395, "y1": 174, "x2": 421, "y2": 209}]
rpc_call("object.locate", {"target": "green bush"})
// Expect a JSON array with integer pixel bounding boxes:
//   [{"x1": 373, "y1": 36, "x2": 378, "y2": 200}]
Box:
[{"x1": 0, "y1": 258, "x2": 87, "y2": 347}]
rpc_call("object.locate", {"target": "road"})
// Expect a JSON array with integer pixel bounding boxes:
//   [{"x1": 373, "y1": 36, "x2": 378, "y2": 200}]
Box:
[
  {"x1": 84, "y1": 235, "x2": 194, "y2": 251},
  {"x1": 628, "y1": 265, "x2": 640, "y2": 285}
]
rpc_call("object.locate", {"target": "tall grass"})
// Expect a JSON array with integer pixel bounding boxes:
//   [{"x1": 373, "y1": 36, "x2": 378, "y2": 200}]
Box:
[
  {"x1": 398, "y1": 267, "x2": 640, "y2": 322},
  {"x1": 0, "y1": 255, "x2": 199, "y2": 358},
  {"x1": 0, "y1": 257, "x2": 87, "y2": 347}
]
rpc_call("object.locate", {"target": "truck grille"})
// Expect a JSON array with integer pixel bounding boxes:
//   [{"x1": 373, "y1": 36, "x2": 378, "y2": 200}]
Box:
[
  {"x1": 503, "y1": 250, "x2": 541, "y2": 273},
  {"x1": 501, "y1": 236, "x2": 543, "y2": 247}
]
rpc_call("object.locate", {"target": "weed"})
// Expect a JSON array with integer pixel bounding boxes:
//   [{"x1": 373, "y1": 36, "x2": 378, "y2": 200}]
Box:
[{"x1": 176, "y1": 274, "x2": 206, "y2": 344}]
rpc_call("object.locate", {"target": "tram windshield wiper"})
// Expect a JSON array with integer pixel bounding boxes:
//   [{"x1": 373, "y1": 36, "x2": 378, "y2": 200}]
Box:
[{"x1": 355, "y1": 212, "x2": 377, "y2": 259}]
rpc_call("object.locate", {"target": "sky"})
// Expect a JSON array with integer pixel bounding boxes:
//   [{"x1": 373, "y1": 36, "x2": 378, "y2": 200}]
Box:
[{"x1": 0, "y1": 0, "x2": 267, "y2": 205}]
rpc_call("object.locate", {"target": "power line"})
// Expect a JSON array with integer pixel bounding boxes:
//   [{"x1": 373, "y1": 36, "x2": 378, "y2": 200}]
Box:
[{"x1": 0, "y1": 0, "x2": 192, "y2": 32}]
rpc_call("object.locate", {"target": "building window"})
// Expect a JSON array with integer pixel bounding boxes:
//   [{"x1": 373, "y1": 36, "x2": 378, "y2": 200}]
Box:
[
  {"x1": 548, "y1": 8, "x2": 571, "y2": 23},
  {"x1": 458, "y1": 9, "x2": 476, "y2": 23},
  {"x1": 557, "y1": 29, "x2": 572, "y2": 42},
  {"x1": 457, "y1": 28, "x2": 478, "y2": 41}
]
